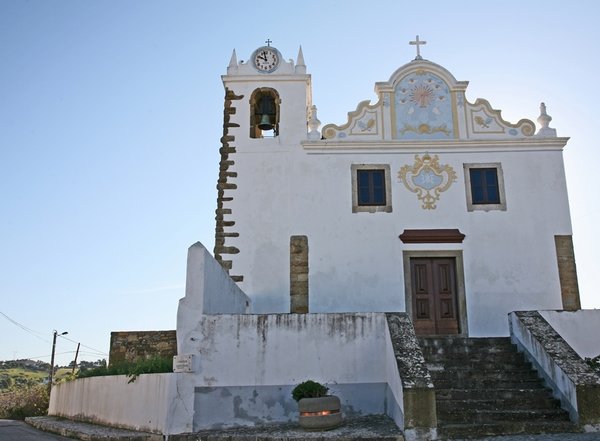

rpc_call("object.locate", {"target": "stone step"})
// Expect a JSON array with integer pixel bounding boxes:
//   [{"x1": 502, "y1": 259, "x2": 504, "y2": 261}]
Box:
[
  {"x1": 432, "y1": 377, "x2": 545, "y2": 390},
  {"x1": 429, "y1": 367, "x2": 539, "y2": 382},
  {"x1": 418, "y1": 337, "x2": 512, "y2": 347},
  {"x1": 437, "y1": 407, "x2": 570, "y2": 424},
  {"x1": 423, "y1": 351, "x2": 527, "y2": 365},
  {"x1": 421, "y1": 345, "x2": 517, "y2": 357},
  {"x1": 421, "y1": 343, "x2": 522, "y2": 356},
  {"x1": 426, "y1": 360, "x2": 533, "y2": 371},
  {"x1": 438, "y1": 420, "x2": 580, "y2": 439},
  {"x1": 435, "y1": 387, "x2": 555, "y2": 402},
  {"x1": 419, "y1": 337, "x2": 579, "y2": 438},
  {"x1": 436, "y1": 396, "x2": 562, "y2": 411}
]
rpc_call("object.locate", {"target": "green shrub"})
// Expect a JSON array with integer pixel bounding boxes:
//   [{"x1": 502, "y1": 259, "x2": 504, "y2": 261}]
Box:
[
  {"x1": 77, "y1": 356, "x2": 172, "y2": 383},
  {"x1": 292, "y1": 380, "x2": 329, "y2": 402},
  {"x1": 0, "y1": 384, "x2": 49, "y2": 419}
]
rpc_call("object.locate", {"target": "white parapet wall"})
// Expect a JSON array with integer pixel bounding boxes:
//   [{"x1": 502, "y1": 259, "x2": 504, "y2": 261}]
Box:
[
  {"x1": 48, "y1": 373, "x2": 194, "y2": 435},
  {"x1": 177, "y1": 242, "x2": 251, "y2": 354},
  {"x1": 175, "y1": 242, "x2": 407, "y2": 430},
  {"x1": 509, "y1": 311, "x2": 600, "y2": 426},
  {"x1": 176, "y1": 312, "x2": 406, "y2": 430}
]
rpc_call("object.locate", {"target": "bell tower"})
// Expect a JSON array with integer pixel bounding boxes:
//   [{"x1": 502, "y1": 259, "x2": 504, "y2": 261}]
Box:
[{"x1": 214, "y1": 43, "x2": 314, "y2": 286}]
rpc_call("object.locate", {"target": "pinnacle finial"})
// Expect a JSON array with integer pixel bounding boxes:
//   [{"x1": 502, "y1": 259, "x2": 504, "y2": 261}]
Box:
[
  {"x1": 297, "y1": 46, "x2": 305, "y2": 67},
  {"x1": 536, "y1": 102, "x2": 557, "y2": 137},
  {"x1": 228, "y1": 49, "x2": 238, "y2": 68},
  {"x1": 227, "y1": 49, "x2": 239, "y2": 74},
  {"x1": 307, "y1": 105, "x2": 321, "y2": 140},
  {"x1": 295, "y1": 45, "x2": 307, "y2": 74}
]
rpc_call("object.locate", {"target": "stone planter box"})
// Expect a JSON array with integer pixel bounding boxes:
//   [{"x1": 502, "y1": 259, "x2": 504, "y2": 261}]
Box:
[{"x1": 298, "y1": 396, "x2": 342, "y2": 430}]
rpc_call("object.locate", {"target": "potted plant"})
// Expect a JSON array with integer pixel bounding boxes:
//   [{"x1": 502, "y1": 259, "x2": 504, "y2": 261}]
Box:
[{"x1": 292, "y1": 380, "x2": 342, "y2": 430}]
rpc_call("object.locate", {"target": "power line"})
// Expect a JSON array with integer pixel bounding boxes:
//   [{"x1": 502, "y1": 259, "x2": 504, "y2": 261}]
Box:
[
  {"x1": 10, "y1": 350, "x2": 106, "y2": 362},
  {"x1": 58, "y1": 334, "x2": 108, "y2": 356},
  {"x1": 0, "y1": 311, "x2": 50, "y2": 344},
  {"x1": 0, "y1": 310, "x2": 108, "y2": 358}
]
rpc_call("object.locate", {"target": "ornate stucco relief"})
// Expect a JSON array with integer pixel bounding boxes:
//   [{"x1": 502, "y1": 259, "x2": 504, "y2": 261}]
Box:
[
  {"x1": 322, "y1": 100, "x2": 381, "y2": 139},
  {"x1": 467, "y1": 98, "x2": 535, "y2": 137},
  {"x1": 394, "y1": 71, "x2": 454, "y2": 139},
  {"x1": 398, "y1": 154, "x2": 457, "y2": 210}
]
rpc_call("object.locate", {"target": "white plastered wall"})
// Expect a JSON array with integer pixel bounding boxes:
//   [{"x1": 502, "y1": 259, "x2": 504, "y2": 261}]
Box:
[
  {"x1": 227, "y1": 141, "x2": 572, "y2": 336},
  {"x1": 540, "y1": 310, "x2": 600, "y2": 358}
]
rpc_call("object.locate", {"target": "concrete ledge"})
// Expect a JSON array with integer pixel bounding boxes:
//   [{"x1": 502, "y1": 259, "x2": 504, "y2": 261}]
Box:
[
  {"x1": 385, "y1": 313, "x2": 436, "y2": 440},
  {"x1": 26, "y1": 416, "x2": 162, "y2": 441},
  {"x1": 169, "y1": 414, "x2": 404, "y2": 441},
  {"x1": 27, "y1": 415, "x2": 404, "y2": 441},
  {"x1": 509, "y1": 311, "x2": 600, "y2": 425}
]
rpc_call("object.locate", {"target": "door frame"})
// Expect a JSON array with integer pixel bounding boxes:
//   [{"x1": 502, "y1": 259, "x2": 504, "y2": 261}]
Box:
[{"x1": 403, "y1": 250, "x2": 468, "y2": 336}]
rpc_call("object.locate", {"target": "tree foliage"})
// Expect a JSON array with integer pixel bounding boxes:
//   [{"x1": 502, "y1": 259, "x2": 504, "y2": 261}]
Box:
[{"x1": 0, "y1": 384, "x2": 49, "y2": 419}]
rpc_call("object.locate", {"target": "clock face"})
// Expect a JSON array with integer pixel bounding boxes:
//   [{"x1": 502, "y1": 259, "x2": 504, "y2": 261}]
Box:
[{"x1": 253, "y1": 47, "x2": 280, "y2": 73}]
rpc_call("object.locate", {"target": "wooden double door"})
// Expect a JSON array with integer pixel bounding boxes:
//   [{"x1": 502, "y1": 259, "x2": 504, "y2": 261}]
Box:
[{"x1": 411, "y1": 258, "x2": 460, "y2": 335}]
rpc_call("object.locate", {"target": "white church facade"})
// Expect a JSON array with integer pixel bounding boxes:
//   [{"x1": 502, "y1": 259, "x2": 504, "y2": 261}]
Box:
[
  {"x1": 214, "y1": 40, "x2": 579, "y2": 337},
  {"x1": 46, "y1": 40, "x2": 600, "y2": 440}
]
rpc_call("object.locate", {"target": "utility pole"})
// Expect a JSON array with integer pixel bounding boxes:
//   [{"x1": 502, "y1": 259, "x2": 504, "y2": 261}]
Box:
[
  {"x1": 48, "y1": 330, "x2": 68, "y2": 392},
  {"x1": 71, "y1": 342, "x2": 80, "y2": 375}
]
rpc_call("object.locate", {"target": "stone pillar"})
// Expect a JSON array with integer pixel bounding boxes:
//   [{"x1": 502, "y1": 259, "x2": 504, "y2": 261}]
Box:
[
  {"x1": 290, "y1": 236, "x2": 309, "y2": 313},
  {"x1": 555, "y1": 235, "x2": 581, "y2": 311}
]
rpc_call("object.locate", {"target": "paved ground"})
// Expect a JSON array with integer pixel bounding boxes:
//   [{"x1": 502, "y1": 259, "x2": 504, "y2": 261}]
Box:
[
  {"x1": 451, "y1": 435, "x2": 600, "y2": 441},
  {"x1": 0, "y1": 419, "x2": 72, "y2": 441},
  {"x1": 23, "y1": 416, "x2": 600, "y2": 441}
]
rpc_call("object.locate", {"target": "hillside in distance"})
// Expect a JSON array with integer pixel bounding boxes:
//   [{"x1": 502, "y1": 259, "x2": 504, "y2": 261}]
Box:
[
  {"x1": 0, "y1": 359, "x2": 104, "y2": 390},
  {"x1": 0, "y1": 359, "x2": 50, "y2": 390}
]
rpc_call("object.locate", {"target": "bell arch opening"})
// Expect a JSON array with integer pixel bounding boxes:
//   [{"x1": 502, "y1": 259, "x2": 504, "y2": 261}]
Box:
[{"x1": 250, "y1": 88, "x2": 280, "y2": 138}]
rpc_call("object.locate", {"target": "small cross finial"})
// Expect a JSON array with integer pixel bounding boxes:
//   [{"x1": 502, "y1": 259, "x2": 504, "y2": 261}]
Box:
[
  {"x1": 265, "y1": 38, "x2": 272, "y2": 47},
  {"x1": 409, "y1": 35, "x2": 427, "y2": 60}
]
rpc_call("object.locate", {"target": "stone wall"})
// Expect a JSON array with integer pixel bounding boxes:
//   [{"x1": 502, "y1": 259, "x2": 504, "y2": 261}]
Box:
[
  {"x1": 290, "y1": 235, "x2": 308, "y2": 313},
  {"x1": 214, "y1": 88, "x2": 243, "y2": 282},
  {"x1": 109, "y1": 330, "x2": 177, "y2": 366},
  {"x1": 555, "y1": 235, "x2": 581, "y2": 311}
]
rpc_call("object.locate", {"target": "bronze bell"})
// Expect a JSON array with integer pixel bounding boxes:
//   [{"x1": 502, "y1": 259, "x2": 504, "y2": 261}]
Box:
[{"x1": 258, "y1": 114, "x2": 274, "y2": 131}]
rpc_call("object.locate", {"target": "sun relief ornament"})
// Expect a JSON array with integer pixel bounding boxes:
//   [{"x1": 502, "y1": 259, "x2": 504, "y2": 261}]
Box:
[
  {"x1": 399, "y1": 154, "x2": 457, "y2": 209},
  {"x1": 394, "y1": 71, "x2": 454, "y2": 139}
]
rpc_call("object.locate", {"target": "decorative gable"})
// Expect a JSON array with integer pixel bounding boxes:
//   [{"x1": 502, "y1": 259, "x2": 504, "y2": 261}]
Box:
[{"x1": 321, "y1": 59, "x2": 538, "y2": 142}]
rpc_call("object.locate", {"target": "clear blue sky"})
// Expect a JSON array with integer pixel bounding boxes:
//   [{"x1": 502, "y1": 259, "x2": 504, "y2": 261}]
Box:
[{"x1": 1, "y1": 1, "x2": 599, "y2": 366}]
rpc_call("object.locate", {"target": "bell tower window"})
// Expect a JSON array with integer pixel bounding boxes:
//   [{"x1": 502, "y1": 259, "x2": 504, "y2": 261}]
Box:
[{"x1": 250, "y1": 88, "x2": 280, "y2": 138}]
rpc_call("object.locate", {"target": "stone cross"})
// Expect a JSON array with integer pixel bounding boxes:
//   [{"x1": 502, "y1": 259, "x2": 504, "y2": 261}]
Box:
[
  {"x1": 409, "y1": 35, "x2": 427, "y2": 60},
  {"x1": 265, "y1": 38, "x2": 272, "y2": 47}
]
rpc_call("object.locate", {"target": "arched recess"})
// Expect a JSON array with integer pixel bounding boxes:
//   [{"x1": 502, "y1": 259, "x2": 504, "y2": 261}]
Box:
[{"x1": 249, "y1": 88, "x2": 280, "y2": 138}]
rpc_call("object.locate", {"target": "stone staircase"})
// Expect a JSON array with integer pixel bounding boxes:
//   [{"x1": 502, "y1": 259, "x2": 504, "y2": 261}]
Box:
[{"x1": 419, "y1": 337, "x2": 580, "y2": 439}]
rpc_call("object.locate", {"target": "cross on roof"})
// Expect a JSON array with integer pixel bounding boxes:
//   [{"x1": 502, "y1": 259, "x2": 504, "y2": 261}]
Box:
[
  {"x1": 409, "y1": 35, "x2": 427, "y2": 60},
  {"x1": 265, "y1": 38, "x2": 272, "y2": 47}
]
